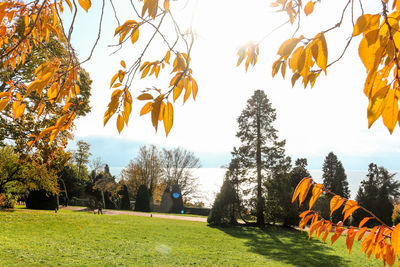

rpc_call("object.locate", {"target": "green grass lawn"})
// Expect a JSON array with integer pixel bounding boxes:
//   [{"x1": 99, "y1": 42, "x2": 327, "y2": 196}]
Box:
[{"x1": 0, "y1": 208, "x2": 384, "y2": 266}]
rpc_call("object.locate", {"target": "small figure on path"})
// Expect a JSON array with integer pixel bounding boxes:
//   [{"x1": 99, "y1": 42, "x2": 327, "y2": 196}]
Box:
[{"x1": 97, "y1": 201, "x2": 103, "y2": 215}]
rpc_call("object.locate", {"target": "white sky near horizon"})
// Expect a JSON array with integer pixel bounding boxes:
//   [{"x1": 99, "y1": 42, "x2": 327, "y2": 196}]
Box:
[{"x1": 63, "y1": 0, "x2": 400, "y2": 173}]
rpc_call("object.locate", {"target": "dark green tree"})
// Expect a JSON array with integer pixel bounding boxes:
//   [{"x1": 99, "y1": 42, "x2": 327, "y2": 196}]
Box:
[
  {"x1": 234, "y1": 89, "x2": 287, "y2": 227},
  {"x1": 119, "y1": 184, "x2": 131, "y2": 210},
  {"x1": 208, "y1": 178, "x2": 239, "y2": 226},
  {"x1": 265, "y1": 158, "x2": 311, "y2": 226},
  {"x1": 134, "y1": 184, "x2": 151, "y2": 212},
  {"x1": 321, "y1": 152, "x2": 350, "y2": 222},
  {"x1": 354, "y1": 163, "x2": 400, "y2": 226}
]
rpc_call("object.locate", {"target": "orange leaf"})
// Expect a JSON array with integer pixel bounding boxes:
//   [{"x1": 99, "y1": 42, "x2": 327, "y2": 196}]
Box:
[
  {"x1": 330, "y1": 195, "x2": 345, "y2": 216},
  {"x1": 304, "y1": 1, "x2": 314, "y2": 16},
  {"x1": 292, "y1": 177, "x2": 312, "y2": 207},
  {"x1": 391, "y1": 223, "x2": 400, "y2": 258},
  {"x1": 78, "y1": 0, "x2": 91, "y2": 12},
  {"x1": 299, "y1": 210, "x2": 312, "y2": 218},
  {"x1": 321, "y1": 223, "x2": 332, "y2": 243},
  {"x1": 120, "y1": 60, "x2": 126, "y2": 68},
  {"x1": 357, "y1": 227, "x2": 368, "y2": 241},
  {"x1": 309, "y1": 183, "x2": 322, "y2": 210},
  {"x1": 359, "y1": 217, "x2": 372, "y2": 228},
  {"x1": 346, "y1": 228, "x2": 356, "y2": 254},
  {"x1": 342, "y1": 200, "x2": 359, "y2": 222},
  {"x1": 331, "y1": 227, "x2": 345, "y2": 245},
  {"x1": 299, "y1": 214, "x2": 314, "y2": 232}
]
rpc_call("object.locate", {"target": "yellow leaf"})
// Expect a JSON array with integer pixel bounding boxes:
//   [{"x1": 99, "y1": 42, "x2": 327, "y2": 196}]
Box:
[
  {"x1": 120, "y1": 60, "x2": 126, "y2": 68},
  {"x1": 173, "y1": 80, "x2": 184, "y2": 102},
  {"x1": 142, "y1": 0, "x2": 158, "y2": 19},
  {"x1": 131, "y1": 26, "x2": 139, "y2": 44},
  {"x1": 278, "y1": 37, "x2": 302, "y2": 59},
  {"x1": 291, "y1": 177, "x2": 311, "y2": 207},
  {"x1": 65, "y1": 0, "x2": 73, "y2": 11},
  {"x1": 37, "y1": 103, "x2": 45, "y2": 118},
  {"x1": 78, "y1": 0, "x2": 91, "y2": 12},
  {"x1": 151, "y1": 99, "x2": 162, "y2": 131},
  {"x1": 158, "y1": 101, "x2": 165, "y2": 121},
  {"x1": 117, "y1": 114, "x2": 124, "y2": 133},
  {"x1": 183, "y1": 79, "x2": 192, "y2": 104},
  {"x1": 0, "y1": 98, "x2": 10, "y2": 111},
  {"x1": 315, "y1": 33, "x2": 328, "y2": 73},
  {"x1": 141, "y1": 65, "x2": 151, "y2": 79},
  {"x1": 165, "y1": 50, "x2": 171, "y2": 64},
  {"x1": 191, "y1": 77, "x2": 198, "y2": 100},
  {"x1": 330, "y1": 195, "x2": 345, "y2": 216},
  {"x1": 291, "y1": 73, "x2": 301, "y2": 87},
  {"x1": 164, "y1": 0, "x2": 169, "y2": 12},
  {"x1": 110, "y1": 73, "x2": 118, "y2": 88},
  {"x1": 163, "y1": 102, "x2": 173, "y2": 136},
  {"x1": 140, "y1": 102, "x2": 153, "y2": 116},
  {"x1": 309, "y1": 183, "x2": 322, "y2": 210},
  {"x1": 63, "y1": 102, "x2": 72, "y2": 113},
  {"x1": 382, "y1": 89, "x2": 399, "y2": 134},
  {"x1": 367, "y1": 96, "x2": 385, "y2": 128},
  {"x1": 49, "y1": 129, "x2": 59, "y2": 144},
  {"x1": 304, "y1": 1, "x2": 314, "y2": 16},
  {"x1": 342, "y1": 200, "x2": 359, "y2": 222},
  {"x1": 353, "y1": 14, "x2": 381, "y2": 36},
  {"x1": 137, "y1": 93, "x2": 153, "y2": 100}
]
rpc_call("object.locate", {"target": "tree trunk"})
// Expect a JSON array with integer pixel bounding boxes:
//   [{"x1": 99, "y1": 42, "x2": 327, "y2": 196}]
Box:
[{"x1": 256, "y1": 96, "x2": 265, "y2": 228}]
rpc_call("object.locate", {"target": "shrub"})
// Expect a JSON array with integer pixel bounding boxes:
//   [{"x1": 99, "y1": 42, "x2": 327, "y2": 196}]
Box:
[
  {"x1": 26, "y1": 190, "x2": 58, "y2": 210},
  {"x1": 119, "y1": 184, "x2": 131, "y2": 210},
  {"x1": 134, "y1": 185, "x2": 151, "y2": 212},
  {"x1": 208, "y1": 179, "x2": 239, "y2": 226}
]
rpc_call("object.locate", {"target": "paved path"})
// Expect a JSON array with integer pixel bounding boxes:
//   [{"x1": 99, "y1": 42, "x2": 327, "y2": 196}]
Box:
[{"x1": 61, "y1": 206, "x2": 207, "y2": 222}]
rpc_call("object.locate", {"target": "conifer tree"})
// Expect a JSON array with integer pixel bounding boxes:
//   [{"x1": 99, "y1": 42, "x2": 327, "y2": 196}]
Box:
[
  {"x1": 321, "y1": 152, "x2": 350, "y2": 222},
  {"x1": 234, "y1": 90, "x2": 287, "y2": 227}
]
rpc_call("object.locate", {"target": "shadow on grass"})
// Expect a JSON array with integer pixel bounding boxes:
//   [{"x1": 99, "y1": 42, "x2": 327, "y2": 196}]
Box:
[{"x1": 213, "y1": 225, "x2": 348, "y2": 267}]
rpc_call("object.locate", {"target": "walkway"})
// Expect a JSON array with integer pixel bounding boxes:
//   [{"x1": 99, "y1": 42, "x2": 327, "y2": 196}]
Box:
[{"x1": 61, "y1": 206, "x2": 207, "y2": 222}]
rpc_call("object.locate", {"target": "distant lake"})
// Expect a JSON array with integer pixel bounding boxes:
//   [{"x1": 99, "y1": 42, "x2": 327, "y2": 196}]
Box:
[{"x1": 110, "y1": 167, "x2": 400, "y2": 208}]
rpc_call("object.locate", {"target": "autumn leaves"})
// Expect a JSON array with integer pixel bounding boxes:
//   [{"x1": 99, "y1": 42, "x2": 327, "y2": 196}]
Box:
[
  {"x1": 105, "y1": 0, "x2": 198, "y2": 137},
  {"x1": 292, "y1": 177, "x2": 398, "y2": 266}
]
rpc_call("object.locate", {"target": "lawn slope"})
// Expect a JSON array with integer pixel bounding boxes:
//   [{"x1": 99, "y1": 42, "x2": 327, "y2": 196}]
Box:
[{"x1": 0, "y1": 209, "x2": 383, "y2": 266}]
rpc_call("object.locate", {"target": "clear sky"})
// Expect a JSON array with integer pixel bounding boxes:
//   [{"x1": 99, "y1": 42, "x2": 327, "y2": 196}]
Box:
[{"x1": 65, "y1": 0, "x2": 399, "y2": 175}]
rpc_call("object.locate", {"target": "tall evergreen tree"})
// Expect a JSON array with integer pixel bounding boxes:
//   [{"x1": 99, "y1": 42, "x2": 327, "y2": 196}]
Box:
[
  {"x1": 322, "y1": 152, "x2": 350, "y2": 198},
  {"x1": 354, "y1": 163, "x2": 400, "y2": 226},
  {"x1": 321, "y1": 152, "x2": 350, "y2": 222},
  {"x1": 234, "y1": 90, "x2": 287, "y2": 227}
]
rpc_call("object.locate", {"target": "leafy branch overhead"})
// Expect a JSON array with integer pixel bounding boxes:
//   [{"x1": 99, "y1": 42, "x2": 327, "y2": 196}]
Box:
[
  {"x1": 237, "y1": 0, "x2": 400, "y2": 134},
  {"x1": 0, "y1": 0, "x2": 197, "y2": 148}
]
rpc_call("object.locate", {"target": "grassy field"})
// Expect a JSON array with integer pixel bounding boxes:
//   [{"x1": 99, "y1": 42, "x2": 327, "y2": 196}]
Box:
[{"x1": 0, "y1": 208, "x2": 384, "y2": 266}]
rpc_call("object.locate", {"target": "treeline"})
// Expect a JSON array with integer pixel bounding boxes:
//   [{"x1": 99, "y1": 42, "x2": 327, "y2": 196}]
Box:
[
  {"x1": 208, "y1": 90, "x2": 400, "y2": 228},
  {"x1": 0, "y1": 142, "x2": 203, "y2": 213}
]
